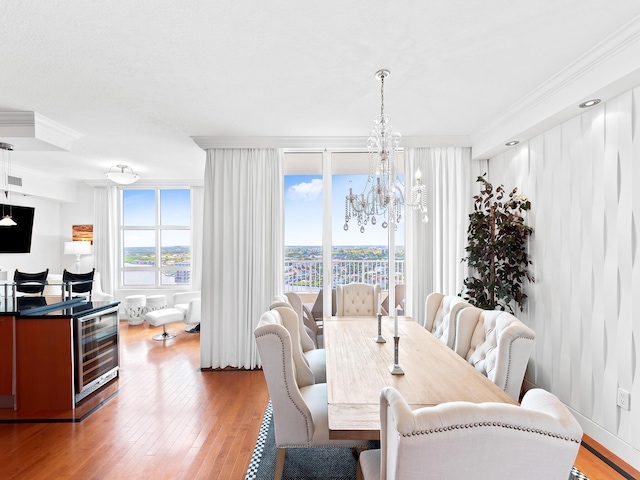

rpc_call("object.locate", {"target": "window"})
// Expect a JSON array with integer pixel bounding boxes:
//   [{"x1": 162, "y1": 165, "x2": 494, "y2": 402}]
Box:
[
  {"x1": 285, "y1": 174, "x2": 323, "y2": 292},
  {"x1": 120, "y1": 188, "x2": 191, "y2": 287},
  {"x1": 283, "y1": 151, "x2": 404, "y2": 294}
]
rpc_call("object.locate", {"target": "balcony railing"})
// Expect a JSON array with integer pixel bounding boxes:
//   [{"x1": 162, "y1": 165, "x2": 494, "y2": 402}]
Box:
[{"x1": 285, "y1": 260, "x2": 405, "y2": 293}]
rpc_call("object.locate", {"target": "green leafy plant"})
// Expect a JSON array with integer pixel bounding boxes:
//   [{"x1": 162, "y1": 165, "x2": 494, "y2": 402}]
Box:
[{"x1": 461, "y1": 174, "x2": 534, "y2": 313}]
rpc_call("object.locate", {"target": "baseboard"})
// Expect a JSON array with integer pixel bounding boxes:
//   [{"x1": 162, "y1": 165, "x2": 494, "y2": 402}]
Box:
[
  {"x1": 523, "y1": 379, "x2": 640, "y2": 471},
  {"x1": 521, "y1": 378, "x2": 640, "y2": 470},
  {"x1": 567, "y1": 406, "x2": 640, "y2": 472}
]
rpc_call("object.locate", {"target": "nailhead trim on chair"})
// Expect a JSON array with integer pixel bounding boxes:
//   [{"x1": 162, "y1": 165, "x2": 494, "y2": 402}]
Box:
[
  {"x1": 502, "y1": 335, "x2": 535, "y2": 391},
  {"x1": 255, "y1": 329, "x2": 312, "y2": 446},
  {"x1": 401, "y1": 421, "x2": 581, "y2": 443},
  {"x1": 255, "y1": 327, "x2": 365, "y2": 449}
]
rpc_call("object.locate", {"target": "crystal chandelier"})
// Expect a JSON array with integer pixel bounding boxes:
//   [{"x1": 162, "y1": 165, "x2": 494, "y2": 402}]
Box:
[{"x1": 344, "y1": 69, "x2": 428, "y2": 233}]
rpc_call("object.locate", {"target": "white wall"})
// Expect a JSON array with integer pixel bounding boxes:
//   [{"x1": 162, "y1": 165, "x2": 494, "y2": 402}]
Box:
[
  {"x1": 60, "y1": 182, "x2": 95, "y2": 271},
  {"x1": 0, "y1": 194, "x2": 61, "y2": 275},
  {"x1": 0, "y1": 169, "x2": 87, "y2": 277},
  {"x1": 488, "y1": 87, "x2": 640, "y2": 469}
]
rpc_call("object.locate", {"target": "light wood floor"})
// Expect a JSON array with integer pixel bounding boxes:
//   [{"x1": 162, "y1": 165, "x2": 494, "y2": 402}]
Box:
[{"x1": 0, "y1": 320, "x2": 637, "y2": 479}]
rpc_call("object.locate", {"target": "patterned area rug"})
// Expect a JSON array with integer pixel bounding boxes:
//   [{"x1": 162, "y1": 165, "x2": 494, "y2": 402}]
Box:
[{"x1": 245, "y1": 402, "x2": 589, "y2": 480}]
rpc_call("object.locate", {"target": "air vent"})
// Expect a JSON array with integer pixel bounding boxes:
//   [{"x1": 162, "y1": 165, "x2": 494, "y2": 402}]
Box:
[{"x1": 8, "y1": 175, "x2": 22, "y2": 187}]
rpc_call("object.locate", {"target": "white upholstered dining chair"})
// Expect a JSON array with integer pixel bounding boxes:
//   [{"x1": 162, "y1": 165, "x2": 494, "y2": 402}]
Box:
[
  {"x1": 285, "y1": 291, "x2": 323, "y2": 348},
  {"x1": 254, "y1": 315, "x2": 367, "y2": 480},
  {"x1": 423, "y1": 292, "x2": 472, "y2": 349},
  {"x1": 269, "y1": 297, "x2": 326, "y2": 383},
  {"x1": 270, "y1": 294, "x2": 316, "y2": 350},
  {"x1": 335, "y1": 283, "x2": 381, "y2": 316},
  {"x1": 454, "y1": 307, "x2": 536, "y2": 401},
  {"x1": 358, "y1": 386, "x2": 582, "y2": 480}
]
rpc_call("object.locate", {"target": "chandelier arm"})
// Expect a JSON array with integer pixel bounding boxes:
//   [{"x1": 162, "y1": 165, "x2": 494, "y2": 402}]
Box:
[{"x1": 343, "y1": 68, "x2": 428, "y2": 233}]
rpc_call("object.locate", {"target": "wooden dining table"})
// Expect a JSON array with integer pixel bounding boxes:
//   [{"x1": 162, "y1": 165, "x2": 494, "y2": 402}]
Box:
[{"x1": 324, "y1": 315, "x2": 517, "y2": 440}]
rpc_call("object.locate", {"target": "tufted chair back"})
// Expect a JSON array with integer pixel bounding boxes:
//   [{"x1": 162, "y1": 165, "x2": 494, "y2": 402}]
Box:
[
  {"x1": 423, "y1": 292, "x2": 472, "y2": 349},
  {"x1": 454, "y1": 307, "x2": 535, "y2": 401},
  {"x1": 336, "y1": 283, "x2": 381, "y2": 316},
  {"x1": 358, "y1": 387, "x2": 582, "y2": 480}
]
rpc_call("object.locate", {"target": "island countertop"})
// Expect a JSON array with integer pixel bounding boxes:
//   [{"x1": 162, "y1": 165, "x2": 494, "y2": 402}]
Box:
[{"x1": 1, "y1": 295, "x2": 119, "y2": 318}]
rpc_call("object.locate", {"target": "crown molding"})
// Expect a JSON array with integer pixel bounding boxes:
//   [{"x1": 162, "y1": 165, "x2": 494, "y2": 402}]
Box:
[
  {"x1": 0, "y1": 111, "x2": 83, "y2": 151},
  {"x1": 471, "y1": 15, "x2": 640, "y2": 159},
  {"x1": 191, "y1": 135, "x2": 470, "y2": 150},
  {"x1": 85, "y1": 178, "x2": 204, "y2": 188}
]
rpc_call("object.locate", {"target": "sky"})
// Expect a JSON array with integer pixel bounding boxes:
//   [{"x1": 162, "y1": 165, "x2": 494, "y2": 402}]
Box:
[
  {"x1": 122, "y1": 189, "x2": 190, "y2": 248},
  {"x1": 121, "y1": 182, "x2": 404, "y2": 248},
  {"x1": 285, "y1": 174, "x2": 404, "y2": 247}
]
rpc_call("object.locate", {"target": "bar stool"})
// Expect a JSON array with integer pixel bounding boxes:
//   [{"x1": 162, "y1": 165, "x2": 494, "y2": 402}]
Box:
[{"x1": 124, "y1": 295, "x2": 146, "y2": 326}]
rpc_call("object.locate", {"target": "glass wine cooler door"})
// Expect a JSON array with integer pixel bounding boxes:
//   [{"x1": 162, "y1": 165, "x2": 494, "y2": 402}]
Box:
[{"x1": 75, "y1": 305, "x2": 119, "y2": 403}]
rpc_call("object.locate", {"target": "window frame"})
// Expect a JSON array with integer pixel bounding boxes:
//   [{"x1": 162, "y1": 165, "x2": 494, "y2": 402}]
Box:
[{"x1": 118, "y1": 187, "x2": 192, "y2": 289}]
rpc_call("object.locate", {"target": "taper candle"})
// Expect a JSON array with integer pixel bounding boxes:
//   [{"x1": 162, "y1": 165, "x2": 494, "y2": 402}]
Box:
[{"x1": 394, "y1": 306, "x2": 398, "y2": 337}]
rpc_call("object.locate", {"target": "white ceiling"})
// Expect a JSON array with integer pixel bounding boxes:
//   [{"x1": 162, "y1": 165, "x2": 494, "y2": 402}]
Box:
[{"x1": 2, "y1": 1, "x2": 640, "y2": 183}]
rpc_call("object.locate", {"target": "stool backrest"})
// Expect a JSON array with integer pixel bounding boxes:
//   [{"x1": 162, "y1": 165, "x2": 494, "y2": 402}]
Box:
[{"x1": 63, "y1": 268, "x2": 95, "y2": 297}]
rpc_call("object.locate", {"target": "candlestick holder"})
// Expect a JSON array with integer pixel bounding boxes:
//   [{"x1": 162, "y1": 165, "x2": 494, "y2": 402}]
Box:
[
  {"x1": 374, "y1": 313, "x2": 386, "y2": 343},
  {"x1": 389, "y1": 336, "x2": 405, "y2": 375}
]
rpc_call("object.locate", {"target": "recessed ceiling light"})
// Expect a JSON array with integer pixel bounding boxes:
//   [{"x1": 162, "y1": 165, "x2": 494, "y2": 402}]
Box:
[
  {"x1": 505, "y1": 141, "x2": 519, "y2": 147},
  {"x1": 579, "y1": 99, "x2": 601, "y2": 108}
]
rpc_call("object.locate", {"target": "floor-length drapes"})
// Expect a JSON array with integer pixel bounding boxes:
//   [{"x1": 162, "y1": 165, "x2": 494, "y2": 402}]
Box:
[
  {"x1": 93, "y1": 186, "x2": 118, "y2": 296},
  {"x1": 405, "y1": 147, "x2": 486, "y2": 324},
  {"x1": 200, "y1": 148, "x2": 284, "y2": 369},
  {"x1": 190, "y1": 186, "x2": 204, "y2": 291}
]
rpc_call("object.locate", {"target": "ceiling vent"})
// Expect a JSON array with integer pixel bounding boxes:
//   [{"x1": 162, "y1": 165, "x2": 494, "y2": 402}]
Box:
[{"x1": 7, "y1": 175, "x2": 22, "y2": 187}]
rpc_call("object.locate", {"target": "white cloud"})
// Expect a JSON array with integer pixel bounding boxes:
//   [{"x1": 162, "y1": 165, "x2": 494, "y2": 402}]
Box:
[{"x1": 286, "y1": 179, "x2": 323, "y2": 202}]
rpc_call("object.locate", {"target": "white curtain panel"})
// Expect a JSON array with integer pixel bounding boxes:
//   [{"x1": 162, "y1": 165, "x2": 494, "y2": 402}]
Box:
[
  {"x1": 93, "y1": 186, "x2": 118, "y2": 296},
  {"x1": 200, "y1": 148, "x2": 284, "y2": 369},
  {"x1": 405, "y1": 147, "x2": 486, "y2": 324},
  {"x1": 190, "y1": 186, "x2": 204, "y2": 291}
]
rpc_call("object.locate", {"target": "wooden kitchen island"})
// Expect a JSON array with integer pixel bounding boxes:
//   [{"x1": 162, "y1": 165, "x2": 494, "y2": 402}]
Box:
[{"x1": 0, "y1": 295, "x2": 120, "y2": 421}]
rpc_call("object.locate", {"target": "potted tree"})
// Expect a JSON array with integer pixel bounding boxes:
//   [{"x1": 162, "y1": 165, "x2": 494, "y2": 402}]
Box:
[{"x1": 461, "y1": 174, "x2": 533, "y2": 313}]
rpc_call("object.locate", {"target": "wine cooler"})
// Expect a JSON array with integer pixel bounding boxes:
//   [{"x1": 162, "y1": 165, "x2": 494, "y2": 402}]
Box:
[{"x1": 74, "y1": 305, "x2": 120, "y2": 403}]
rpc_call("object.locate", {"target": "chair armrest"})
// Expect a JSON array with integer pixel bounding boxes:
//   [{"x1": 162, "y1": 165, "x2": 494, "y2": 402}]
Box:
[
  {"x1": 184, "y1": 297, "x2": 201, "y2": 324},
  {"x1": 173, "y1": 291, "x2": 201, "y2": 306}
]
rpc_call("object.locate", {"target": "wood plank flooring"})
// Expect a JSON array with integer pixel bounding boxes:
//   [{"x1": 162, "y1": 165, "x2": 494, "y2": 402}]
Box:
[
  {"x1": 0, "y1": 319, "x2": 269, "y2": 479},
  {"x1": 0, "y1": 318, "x2": 637, "y2": 479}
]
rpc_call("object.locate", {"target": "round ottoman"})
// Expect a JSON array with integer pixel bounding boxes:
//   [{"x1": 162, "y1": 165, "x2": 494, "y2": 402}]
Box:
[{"x1": 125, "y1": 295, "x2": 146, "y2": 326}]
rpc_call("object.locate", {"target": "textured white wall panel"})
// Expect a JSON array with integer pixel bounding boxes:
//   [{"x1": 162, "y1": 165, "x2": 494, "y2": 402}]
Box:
[{"x1": 488, "y1": 87, "x2": 640, "y2": 467}]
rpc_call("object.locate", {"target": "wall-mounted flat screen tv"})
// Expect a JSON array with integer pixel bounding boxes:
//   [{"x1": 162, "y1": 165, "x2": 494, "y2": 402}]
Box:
[{"x1": 0, "y1": 204, "x2": 35, "y2": 253}]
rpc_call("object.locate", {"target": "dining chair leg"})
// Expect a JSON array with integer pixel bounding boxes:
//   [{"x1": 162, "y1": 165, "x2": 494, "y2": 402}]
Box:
[
  {"x1": 275, "y1": 447, "x2": 286, "y2": 480},
  {"x1": 356, "y1": 459, "x2": 364, "y2": 480}
]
